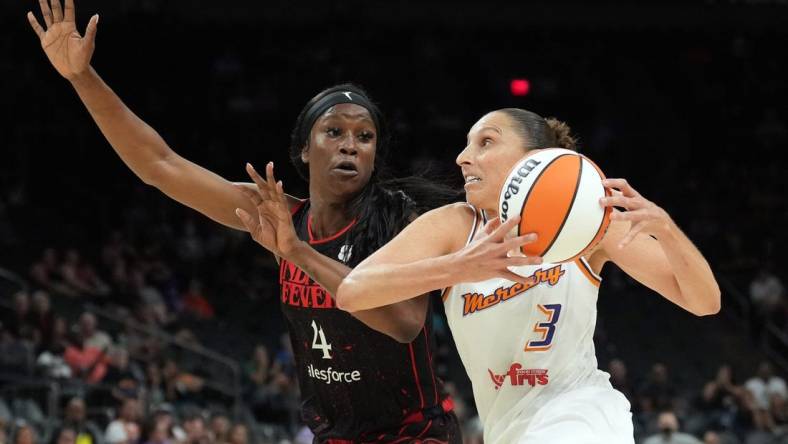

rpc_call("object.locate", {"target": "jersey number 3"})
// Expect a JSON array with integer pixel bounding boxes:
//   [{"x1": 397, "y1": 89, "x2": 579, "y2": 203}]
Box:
[
  {"x1": 524, "y1": 304, "x2": 562, "y2": 352},
  {"x1": 311, "y1": 320, "x2": 333, "y2": 359}
]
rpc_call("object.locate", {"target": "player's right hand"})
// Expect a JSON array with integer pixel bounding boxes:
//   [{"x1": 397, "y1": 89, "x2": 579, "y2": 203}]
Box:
[
  {"x1": 452, "y1": 216, "x2": 543, "y2": 284},
  {"x1": 27, "y1": 0, "x2": 99, "y2": 80},
  {"x1": 234, "y1": 162, "x2": 302, "y2": 260}
]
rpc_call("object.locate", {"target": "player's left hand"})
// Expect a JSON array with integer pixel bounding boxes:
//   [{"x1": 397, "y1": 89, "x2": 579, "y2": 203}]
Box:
[
  {"x1": 234, "y1": 162, "x2": 302, "y2": 259},
  {"x1": 599, "y1": 178, "x2": 674, "y2": 249}
]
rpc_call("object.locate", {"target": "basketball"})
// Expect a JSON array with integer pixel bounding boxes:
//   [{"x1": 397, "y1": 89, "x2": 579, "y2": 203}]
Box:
[{"x1": 498, "y1": 148, "x2": 612, "y2": 263}]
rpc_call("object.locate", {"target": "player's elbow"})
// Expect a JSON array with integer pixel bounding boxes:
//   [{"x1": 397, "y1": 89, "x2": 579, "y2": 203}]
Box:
[
  {"x1": 335, "y1": 279, "x2": 361, "y2": 312},
  {"x1": 691, "y1": 286, "x2": 722, "y2": 317}
]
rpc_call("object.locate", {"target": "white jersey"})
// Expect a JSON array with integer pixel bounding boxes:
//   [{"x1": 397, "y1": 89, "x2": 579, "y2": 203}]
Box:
[{"x1": 443, "y1": 207, "x2": 620, "y2": 443}]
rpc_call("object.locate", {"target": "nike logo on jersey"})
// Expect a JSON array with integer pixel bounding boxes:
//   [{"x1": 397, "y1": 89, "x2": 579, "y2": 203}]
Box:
[{"x1": 462, "y1": 265, "x2": 565, "y2": 316}]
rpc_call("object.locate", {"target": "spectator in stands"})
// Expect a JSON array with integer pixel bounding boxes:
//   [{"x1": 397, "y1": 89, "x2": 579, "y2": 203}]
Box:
[
  {"x1": 245, "y1": 344, "x2": 270, "y2": 393},
  {"x1": 30, "y1": 291, "x2": 54, "y2": 351},
  {"x1": 162, "y1": 358, "x2": 204, "y2": 404},
  {"x1": 52, "y1": 426, "x2": 77, "y2": 444},
  {"x1": 701, "y1": 430, "x2": 721, "y2": 444},
  {"x1": 144, "y1": 362, "x2": 165, "y2": 409},
  {"x1": 105, "y1": 347, "x2": 143, "y2": 401},
  {"x1": 128, "y1": 270, "x2": 169, "y2": 326},
  {"x1": 182, "y1": 412, "x2": 209, "y2": 444},
  {"x1": 30, "y1": 248, "x2": 77, "y2": 297},
  {"x1": 745, "y1": 361, "x2": 787, "y2": 431},
  {"x1": 43, "y1": 316, "x2": 70, "y2": 355},
  {"x1": 78, "y1": 313, "x2": 113, "y2": 351},
  {"x1": 750, "y1": 264, "x2": 785, "y2": 319},
  {"x1": 141, "y1": 418, "x2": 172, "y2": 444},
  {"x1": 208, "y1": 413, "x2": 230, "y2": 443},
  {"x1": 180, "y1": 280, "x2": 214, "y2": 320},
  {"x1": 12, "y1": 422, "x2": 37, "y2": 444},
  {"x1": 697, "y1": 365, "x2": 747, "y2": 432},
  {"x1": 226, "y1": 424, "x2": 248, "y2": 444},
  {"x1": 105, "y1": 399, "x2": 141, "y2": 444},
  {"x1": 609, "y1": 358, "x2": 636, "y2": 402},
  {"x1": 0, "y1": 419, "x2": 8, "y2": 444},
  {"x1": 642, "y1": 411, "x2": 702, "y2": 444},
  {"x1": 640, "y1": 363, "x2": 679, "y2": 414},
  {"x1": 0, "y1": 320, "x2": 34, "y2": 375},
  {"x1": 3, "y1": 292, "x2": 34, "y2": 340},
  {"x1": 61, "y1": 249, "x2": 105, "y2": 297},
  {"x1": 62, "y1": 397, "x2": 103, "y2": 444},
  {"x1": 149, "y1": 404, "x2": 185, "y2": 443},
  {"x1": 117, "y1": 319, "x2": 159, "y2": 363},
  {"x1": 63, "y1": 334, "x2": 108, "y2": 384}
]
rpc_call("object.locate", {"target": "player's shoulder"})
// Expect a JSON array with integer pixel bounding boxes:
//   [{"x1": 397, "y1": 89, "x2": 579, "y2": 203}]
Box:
[
  {"x1": 410, "y1": 203, "x2": 477, "y2": 250},
  {"x1": 418, "y1": 202, "x2": 476, "y2": 226}
]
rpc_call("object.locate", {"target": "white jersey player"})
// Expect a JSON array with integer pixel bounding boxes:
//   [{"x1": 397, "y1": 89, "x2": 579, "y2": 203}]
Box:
[
  {"x1": 442, "y1": 208, "x2": 632, "y2": 443},
  {"x1": 335, "y1": 108, "x2": 720, "y2": 443}
]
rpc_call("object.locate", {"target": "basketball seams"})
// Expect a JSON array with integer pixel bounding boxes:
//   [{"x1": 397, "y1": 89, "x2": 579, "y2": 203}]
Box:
[
  {"x1": 537, "y1": 155, "x2": 583, "y2": 258},
  {"x1": 567, "y1": 157, "x2": 612, "y2": 262},
  {"x1": 517, "y1": 153, "x2": 574, "y2": 255}
]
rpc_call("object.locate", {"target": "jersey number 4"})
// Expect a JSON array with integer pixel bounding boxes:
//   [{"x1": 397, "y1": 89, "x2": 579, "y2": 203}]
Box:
[
  {"x1": 524, "y1": 304, "x2": 562, "y2": 352},
  {"x1": 311, "y1": 320, "x2": 333, "y2": 359}
]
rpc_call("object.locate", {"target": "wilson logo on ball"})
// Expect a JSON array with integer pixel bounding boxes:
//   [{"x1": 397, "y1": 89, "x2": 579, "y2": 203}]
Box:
[
  {"x1": 498, "y1": 148, "x2": 612, "y2": 264},
  {"x1": 500, "y1": 158, "x2": 541, "y2": 221}
]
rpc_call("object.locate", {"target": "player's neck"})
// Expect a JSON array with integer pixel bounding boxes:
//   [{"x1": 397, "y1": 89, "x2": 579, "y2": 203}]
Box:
[{"x1": 308, "y1": 197, "x2": 355, "y2": 239}]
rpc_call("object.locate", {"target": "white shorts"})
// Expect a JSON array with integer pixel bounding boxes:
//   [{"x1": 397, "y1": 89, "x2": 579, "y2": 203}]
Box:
[{"x1": 517, "y1": 386, "x2": 634, "y2": 444}]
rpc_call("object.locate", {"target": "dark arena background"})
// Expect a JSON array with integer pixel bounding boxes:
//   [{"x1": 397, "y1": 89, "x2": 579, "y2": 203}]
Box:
[{"x1": 2, "y1": 0, "x2": 787, "y2": 443}]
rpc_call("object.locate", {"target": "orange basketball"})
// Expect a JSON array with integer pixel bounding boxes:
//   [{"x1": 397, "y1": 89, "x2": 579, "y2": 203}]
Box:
[{"x1": 498, "y1": 148, "x2": 612, "y2": 263}]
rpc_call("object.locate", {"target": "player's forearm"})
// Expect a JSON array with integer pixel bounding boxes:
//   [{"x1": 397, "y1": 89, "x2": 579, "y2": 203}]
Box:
[
  {"x1": 288, "y1": 243, "x2": 426, "y2": 341},
  {"x1": 287, "y1": 241, "x2": 352, "y2": 295},
  {"x1": 69, "y1": 67, "x2": 175, "y2": 185},
  {"x1": 657, "y1": 222, "x2": 721, "y2": 316},
  {"x1": 336, "y1": 254, "x2": 457, "y2": 312}
]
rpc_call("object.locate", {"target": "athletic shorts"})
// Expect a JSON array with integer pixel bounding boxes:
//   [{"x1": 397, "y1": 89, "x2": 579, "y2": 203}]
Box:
[{"x1": 516, "y1": 386, "x2": 634, "y2": 444}]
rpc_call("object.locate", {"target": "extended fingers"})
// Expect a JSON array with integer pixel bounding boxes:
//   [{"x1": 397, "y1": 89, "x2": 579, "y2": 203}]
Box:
[
  {"x1": 609, "y1": 208, "x2": 649, "y2": 221},
  {"x1": 234, "y1": 208, "x2": 258, "y2": 232},
  {"x1": 265, "y1": 162, "x2": 278, "y2": 191},
  {"x1": 50, "y1": 0, "x2": 63, "y2": 22},
  {"x1": 599, "y1": 195, "x2": 640, "y2": 210},
  {"x1": 482, "y1": 217, "x2": 502, "y2": 235},
  {"x1": 234, "y1": 183, "x2": 266, "y2": 206},
  {"x1": 84, "y1": 14, "x2": 98, "y2": 44},
  {"x1": 246, "y1": 162, "x2": 273, "y2": 194},
  {"x1": 63, "y1": 0, "x2": 75, "y2": 22},
  {"x1": 37, "y1": 0, "x2": 53, "y2": 27},
  {"x1": 603, "y1": 178, "x2": 639, "y2": 197},
  {"x1": 504, "y1": 255, "x2": 543, "y2": 267},
  {"x1": 489, "y1": 216, "x2": 520, "y2": 241},
  {"x1": 504, "y1": 233, "x2": 538, "y2": 251},
  {"x1": 27, "y1": 12, "x2": 45, "y2": 39}
]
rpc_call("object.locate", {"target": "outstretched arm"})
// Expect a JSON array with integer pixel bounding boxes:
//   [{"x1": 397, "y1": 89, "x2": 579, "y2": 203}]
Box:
[
  {"x1": 336, "y1": 205, "x2": 542, "y2": 312},
  {"x1": 27, "y1": 0, "x2": 280, "y2": 230},
  {"x1": 595, "y1": 178, "x2": 720, "y2": 316}
]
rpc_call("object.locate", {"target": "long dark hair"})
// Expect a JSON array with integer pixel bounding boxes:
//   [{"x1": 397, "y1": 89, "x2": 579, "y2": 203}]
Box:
[{"x1": 289, "y1": 84, "x2": 461, "y2": 265}]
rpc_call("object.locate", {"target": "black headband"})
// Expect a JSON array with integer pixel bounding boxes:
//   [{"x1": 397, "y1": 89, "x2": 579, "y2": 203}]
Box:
[{"x1": 300, "y1": 91, "x2": 380, "y2": 143}]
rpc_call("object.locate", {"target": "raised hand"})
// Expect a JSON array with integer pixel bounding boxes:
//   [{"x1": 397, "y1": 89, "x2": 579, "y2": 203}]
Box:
[
  {"x1": 27, "y1": 0, "x2": 98, "y2": 80},
  {"x1": 234, "y1": 162, "x2": 302, "y2": 259},
  {"x1": 453, "y1": 216, "x2": 542, "y2": 284},
  {"x1": 600, "y1": 178, "x2": 673, "y2": 249}
]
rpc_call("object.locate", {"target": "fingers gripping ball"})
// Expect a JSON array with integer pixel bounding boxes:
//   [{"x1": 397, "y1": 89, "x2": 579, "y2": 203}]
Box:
[{"x1": 499, "y1": 148, "x2": 611, "y2": 263}]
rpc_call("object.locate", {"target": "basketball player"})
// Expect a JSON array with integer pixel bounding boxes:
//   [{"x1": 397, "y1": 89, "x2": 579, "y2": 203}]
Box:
[
  {"x1": 335, "y1": 109, "x2": 721, "y2": 443},
  {"x1": 27, "y1": 1, "x2": 461, "y2": 442}
]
